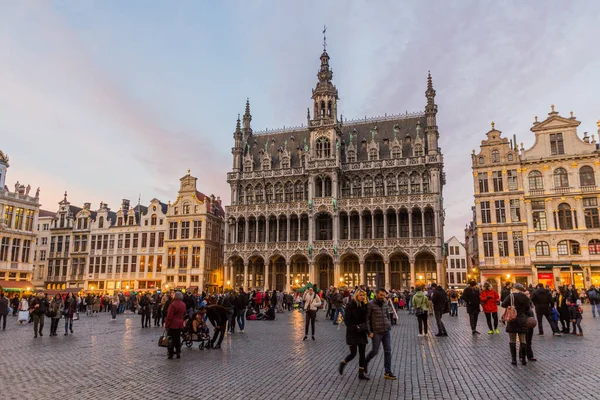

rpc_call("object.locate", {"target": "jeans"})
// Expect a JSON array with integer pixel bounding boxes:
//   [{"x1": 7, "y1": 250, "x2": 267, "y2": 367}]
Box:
[
  {"x1": 408, "y1": 299, "x2": 413, "y2": 314},
  {"x1": 0, "y1": 313, "x2": 6, "y2": 330},
  {"x1": 344, "y1": 343, "x2": 366, "y2": 368},
  {"x1": 64, "y1": 316, "x2": 73, "y2": 333},
  {"x1": 484, "y1": 312, "x2": 498, "y2": 331},
  {"x1": 236, "y1": 310, "x2": 246, "y2": 331},
  {"x1": 434, "y1": 309, "x2": 447, "y2": 334},
  {"x1": 33, "y1": 314, "x2": 44, "y2": 335},
  {"x1": 50, "y1": 318, "x2": 60, "y2": 335},
  {"x1": 450, "y1": 303, "x2": 458, "y2": 316},
  {"x1": 469, "y1": 313, "x2": 479, "y2": 332},
  {"x1": 572, "y1": 318, "x2": 583, "y2": 334},
  {"x1": 366, "y1": 330, "x2": 393, "y2": 374},
  {"x1": 535, "y1": 309, "x2": 559, "y2": 334},
  {"x1": 590, "y1": 301, "x2": 600, "y2": 317},
  {"x1": 417, "y1": 313, "x2": 428, "y2": 334},
  {"x1": 333, "y1": 306, "x2": 345, "y2": 324},
  {"x1": 228, "y1": 308, "x2": 236, "y2": 332},
  {"x1": 304, "y1": 310, "x2": 316, "y2": 336}
]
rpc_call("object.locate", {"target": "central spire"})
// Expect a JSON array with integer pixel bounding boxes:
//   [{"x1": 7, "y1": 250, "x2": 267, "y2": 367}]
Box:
[{"x1": 311, "y1": 29, "x2": 338, "y2": 124}]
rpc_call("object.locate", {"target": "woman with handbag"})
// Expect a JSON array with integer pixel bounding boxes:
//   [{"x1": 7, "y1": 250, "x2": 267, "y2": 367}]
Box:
[
  {"x1": 338, "y1": 290, "x2": 370, "y2": 381},
  {"x1": 412, "y1": 285, "x2": 429, "y2": 337},
  {"x1": 63, "y1": 292, "x2": 77, "y2": 335},
  {"x1": 501, "y1": 283, "x2": 530, "y2": 366},
  {"x1": 165, "y1": 292, "x2": 186, "y2": 359},
  {"x1": 49, "y1": 294, "x2": 63, "y2": 336}
]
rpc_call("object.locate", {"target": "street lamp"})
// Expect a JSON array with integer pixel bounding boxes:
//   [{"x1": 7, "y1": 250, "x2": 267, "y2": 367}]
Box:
[
  {"x1": 506, "y1": 274, "x2": 511, "y2": 279},
  {"x1": 164, "y1": 284, "x2": 168, "y2": 289},
  {"x1": 126, "y1": 285, "x2": 130, "y2": 289},
  {"x1": 227, "y1": 280, "x2": 230, "y2": 286},
  {"x1": 91, "y1": 286, "x2": 94, "y2": 290},
  {"x1": 418, "y1": 275, "x2": 423, "y2": 280},
  {"x1": 339, "y1": 277, "x2": 344, "y2": 283},
  {"x1": 295, "y1": 279, "x2": 299, "y2": 284},
  {"x1": 26, "y1": 287, "x2": 30, "y2": 291}
]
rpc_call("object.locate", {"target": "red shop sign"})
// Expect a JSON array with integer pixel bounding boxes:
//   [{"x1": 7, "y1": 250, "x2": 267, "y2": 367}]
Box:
[{"x1": 538, "y1": 273, "x2": 553, "y2": 279}]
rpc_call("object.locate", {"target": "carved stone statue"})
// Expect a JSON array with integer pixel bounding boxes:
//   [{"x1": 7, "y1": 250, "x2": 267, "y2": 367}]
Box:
[
  {"x1": 15, "y1": 181, "x2": 19, "y2": 192},
  {"x1": 35, "y1": 187, "x2": 40, "y2": 198},
  {"x1": 25, "y1": 185, "x2": 31, "y2": 196}
]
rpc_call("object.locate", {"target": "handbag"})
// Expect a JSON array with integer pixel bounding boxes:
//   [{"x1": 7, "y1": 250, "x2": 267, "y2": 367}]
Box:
[
  {"x1": 414, "y1": 307, "x2": 424, "y2": 316},
  {"x1": 158, "y1": 330, "x2": 172, "y2": 348},
  {"x1": 355, "y1": 322, "x2": 368, "y2": 333},
  {"x1": 526, "y1": 316, "x2": 537, "y2": 329},
  {"x1": 502, "y1": 294, "x2": 517, "y2": 322}
]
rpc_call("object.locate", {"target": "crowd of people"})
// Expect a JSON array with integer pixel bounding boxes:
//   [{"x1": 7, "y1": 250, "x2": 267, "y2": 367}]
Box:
[{"x1": 0, "y1": 281, "x2": 597, "y2": 378}]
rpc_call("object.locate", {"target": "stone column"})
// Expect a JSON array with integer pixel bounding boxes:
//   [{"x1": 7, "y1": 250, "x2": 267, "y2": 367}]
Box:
[
  {"x1": 408, "y1": 211, "x2": 413, "y2": 239},
  {"x1": 309, "y1": 215, "x2": 314, "y2": 243},
  {"x1": 384, "y1": 212, "x2": 388, "y2": 239},
  {"x1": 332, "y1": 175, "x2": 338, "y2": 198},
  {"x1": 359, "y1": 262, "x2": 365, "y2": 286},
  {"x1": 276, "y1": 218, "x2": 280, "y2": 242},
  {"x1": 334, "y1": 262, "x2": 340, "y2": 287},
  {"x1": 286, "y1": 262, "x2": 291, "y2": 292},
  {"x1": 384, "y1": 261, "x2": 390, "y2": 291},
  {"x1": 421, "y1": 210, "x2": 426, "y2": 238},
  {"x1": 266, "y1": 218, "x2": 270, "y2": 242},
  {"x1": 309, "y1": 262, "x2": 315, "y2": 284},
  {"x1": 574, "y1": 196, "x2": 586, "y2": 229},
  {"x1": 410, "y1": 259, "x2": 416, "y2": 287},
  {"x1": 264, "y1": 260, "x2": 270, "y2": 291},
  {"x1": 225, "y1": 221, "x2": 230, "y2": 244},
  {"x1": 235, "y1": 220, "x2": 239, "y2": 243},
  {"x1": 224, "y1": 261, "x2": 229, "y2": 288},
  {"x1": 333, "y1": 214, "x2": 339, "y2": 242},
  {"x1": 524, "y1": 200, "x2": 533, "y2": 231},
  {"x1": 396, "y1": 210, "x2": 400, "y2": 238},
  {"x1": 244, "y1": 219, "x2": 249, "y2": 243},
  {"x1": 359, "y1": 213, "x2": 364, "y2": 240},
  {"x1": 437, "y1": 260, "x2": 443, "y2": 287},
  {"x1": 243, "y1": 261, "x2": 249, "y2": 291},
  {"x1": 255, "y1": 220, "x2": 259, "y2": 243},
  {"x1": 347, "y1": 214, "x2": 351, "y2": 240},
  {"x1": 371, "y1": 213, "x2": 375, "y2": 239},
  {"x1": 286, "y1": 216, "x2": 291, "y2": 242},
  {"x1": 434, "y1": 209, "x2": 440, "y2": 238},
  {"x1": 297, "y1": 218, "x2": 301, "y2": 242}
]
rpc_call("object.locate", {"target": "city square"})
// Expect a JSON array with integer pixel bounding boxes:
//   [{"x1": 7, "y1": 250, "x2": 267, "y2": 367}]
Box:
[
  {"x1": 1, "y1": 306, "x2": 599, "y2": 399},
  {"x1": 1, "y1": 2, "x2": 600, "y2": 399}
]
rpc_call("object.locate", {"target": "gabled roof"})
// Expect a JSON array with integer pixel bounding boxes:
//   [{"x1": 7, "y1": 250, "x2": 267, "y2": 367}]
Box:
[
  {"x1": 38, "y1": 209, "x2": 55, "y2": 218},
  {"x1": 530, "y1": 113, "x2": 580, "y2": 133}
]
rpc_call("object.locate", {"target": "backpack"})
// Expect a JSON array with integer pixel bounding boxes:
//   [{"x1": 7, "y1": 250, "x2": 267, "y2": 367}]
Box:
[{"x1": 589, "y1": 290, "x2": 597, "y2": 300}]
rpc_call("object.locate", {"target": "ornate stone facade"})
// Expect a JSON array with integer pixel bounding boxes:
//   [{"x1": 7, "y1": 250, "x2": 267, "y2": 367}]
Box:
[{"x1": 224, "y1": 47, "x2": 445, "y2": 292}]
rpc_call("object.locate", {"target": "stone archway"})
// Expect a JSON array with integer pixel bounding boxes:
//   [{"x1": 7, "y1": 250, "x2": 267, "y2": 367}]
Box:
[
  {"x1": 389, "y1": 252, "x2": 410, "y2": 290},
  {"x1": 229, "y1": 256, "x2": 245, "y2": 290},
  {"x1": 341, "y1": 253, "x2": 360, "y2": 288},
  {"x1": 248, "y1": 256, "x2": 265, "y2": 290},
  {"x1": 364, "y1": 253, "x2": 385, "y2": 289},
  {"x1": 415, "y1": 252, "x2": 436, "y2": 285},
  {"x1": 269, "y1": 255, "x2": 286, "y2": 292},
  {"x1": 316, "y1": 254, "x2": 334, "y2": 290},
  {"x1": 290, "y1": 254, "x2": 309, "y2": 287}
]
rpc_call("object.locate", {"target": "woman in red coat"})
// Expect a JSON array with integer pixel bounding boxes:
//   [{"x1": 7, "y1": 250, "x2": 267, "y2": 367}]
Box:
[
  {"x1": 165, "y1": 292, "x2": 187, "y2": 359},
  {"x1": 480, "y1": 282, "x2": 500, "y2": 334}
]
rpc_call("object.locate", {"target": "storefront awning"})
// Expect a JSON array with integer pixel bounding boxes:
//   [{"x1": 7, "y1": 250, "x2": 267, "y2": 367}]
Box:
[
  {"x1": 0, "y1": 281, "x2": 33, "y2": 291},
  {"x1": 45, "y1": 288, "x2": 82, "y2": 295}
]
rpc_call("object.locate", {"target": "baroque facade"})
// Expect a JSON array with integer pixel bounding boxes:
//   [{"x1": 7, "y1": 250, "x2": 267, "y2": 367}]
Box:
[
  {"x1": 0, "y1": 150, "x2": 40, "y2": 293},
  {"x1": 471, "y1": 107, "x2": 600, "y2": 290},
  {"x1": 33, "y1": 171, "x2": 224, "y2": 295},
  {"x1": 224, "y1": 47, "x2": 445, "y2": 292}
]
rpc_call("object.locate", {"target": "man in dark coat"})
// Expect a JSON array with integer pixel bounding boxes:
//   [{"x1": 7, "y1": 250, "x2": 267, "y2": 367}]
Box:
[
  {"x1": 462, "y1": 281, "x2": 481, "y2": 335},
  {"x1": 531, "y1": 283, "x2": 561, "y2": 336},
  {"x1": 501, "y1": 282, "x2": 512, "y2": 302},
  {"x1": 29, "y1": 292, "x2": 49, "y2": 338},
  {"x1": 431, "y1": 284, "x2": 448, "y2": 336},
  {"x1": 364, "y1": 289, "x2": 396, "y2": 380},
  {"x1": 203, "y1": 304, "x2": 229, "y2": 349}
]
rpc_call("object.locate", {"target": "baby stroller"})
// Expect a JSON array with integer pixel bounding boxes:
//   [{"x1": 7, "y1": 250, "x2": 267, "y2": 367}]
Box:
[{"x1": 181, "y1": 315, "x2": 211, "y2": 350}]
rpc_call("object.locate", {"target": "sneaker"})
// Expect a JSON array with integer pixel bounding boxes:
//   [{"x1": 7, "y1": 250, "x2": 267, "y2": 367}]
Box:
[
  {"x1": 494, "y1": 329, "x2": 500, "y2": 334},
  {"x1": 240, "y1": 330, "x2": 244, "y2": 333},
  {"x1": 417, "y1": 334, "x2": 423, "y2": 337},
  {"x1": 553, "y1": 332, "x2": 562, "y2": 336},
  {"x1": 303, "y1": 336, "x2": 308, "y2": 341},
  {"x1": 384, "y1": 372, "x2": 397, "y2": 380},
  {"x1": 472, "y1": 330, "x2": 480, "y2": 335},
  {"x1": 487, "y1": 330, "x2": 494, "y2": 335},
  {"x1": 338, "y1": 361, "x2": 346, "y2": 375}
]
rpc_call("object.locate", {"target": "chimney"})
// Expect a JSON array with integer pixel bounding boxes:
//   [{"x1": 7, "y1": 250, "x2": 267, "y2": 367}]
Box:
[{"x1": 513, "y1": 134, "x2": 517, "y2": 151}]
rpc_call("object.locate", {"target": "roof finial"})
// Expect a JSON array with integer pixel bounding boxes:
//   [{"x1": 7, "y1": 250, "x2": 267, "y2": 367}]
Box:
[
  {"x1": 427, "y1": 70, "x2": 433, "y2": 91},
  {"x1": 534, "y1": 115, "x2": 538, "y2": 123},
  {"x1": 551, "y1": 104, "x2": 555, "y2": 112},
  {"x1": 63, "y1": 191, "x2": 67, "y2": 201},
  {"x1": 245, "y1": 98, "x2": 250, "y2": 116},
  {"x1": 187, "y1": 168, "x2": 190, "y2": 175},
  {"x1": 491, "y1": 121, "x2": 495, "y2": 130},
  {"x1": 323, "y1": 25, "x2": 327, "y2": 51},
  {"x1": 570, "y1": 111, "x2": 574, "y2": 119}
]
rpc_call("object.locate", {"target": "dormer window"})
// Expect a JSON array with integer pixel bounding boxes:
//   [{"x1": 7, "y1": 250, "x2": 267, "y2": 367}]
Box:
[
  {"x1": 491, "y1": 149, "x2": 500, "y2": 163},
  {"x1": 244, "y1": 159, "x2": 252, "y2": 172},
  {"x1": 98, "y1": 216, "x2": 104, "y2": 229},
  {"x1": 368, "y1": 148, "x2": 378, "y2": 161},
  {"x1": 281, "y1": 157, "x2": 290, "y2": 169},
  {"x1": 128, "y1": 216, "x2": 134, "y2": 225},
  {"x1": 414, "y1": 144, "x2": 424, "y2": 157},
  {"x1": 550, "y1": 133, "x2": 564, "y2": 155},
  {"x1": 507, "y1": 153, "x2": 514, "y2": 162},
  {"x1": 347, "y1": 150, "x2": 356, "y2": 163},
  {"x1": 478, "y1": 156, "x2": 485, "y2": 165},
  {"x1": 262, "y1": 158, "x2": 271, "y2": 170},
  {"x1": 391, "y1": 146, "x2": 402, "y2": 159}
]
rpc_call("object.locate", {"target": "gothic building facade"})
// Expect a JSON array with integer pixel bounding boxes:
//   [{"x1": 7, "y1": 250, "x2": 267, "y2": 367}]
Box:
[{"x1": 224, "y1": 48, "x2": 445, "y2": 292}]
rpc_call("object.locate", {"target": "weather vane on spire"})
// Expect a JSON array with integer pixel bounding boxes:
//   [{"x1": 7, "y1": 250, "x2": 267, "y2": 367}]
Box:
[{"x1": 323, "y1": 25, "x2": 327, "y2": 51}]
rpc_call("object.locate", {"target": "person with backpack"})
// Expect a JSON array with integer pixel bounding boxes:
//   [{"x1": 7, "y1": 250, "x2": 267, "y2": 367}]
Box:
[{"x1": 587, "y1": 285, "x2": 599, "y2": 317}]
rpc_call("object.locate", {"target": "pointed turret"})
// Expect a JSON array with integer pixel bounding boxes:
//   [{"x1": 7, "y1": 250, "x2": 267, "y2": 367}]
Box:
[
  {"x1": 232, "y1": 113, "x2": 244, "y2": 172},
  {"x1": 243, "y1": 98, "x2": 252, "y2": 137},
  {"x1": 425, "y1": 71, "x2": 439, "y2": 155}
]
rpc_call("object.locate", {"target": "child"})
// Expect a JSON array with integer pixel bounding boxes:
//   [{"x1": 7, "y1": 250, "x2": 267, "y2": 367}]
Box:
[{"x1": 567, "y1": 299, "x2": 583, "y2": 336}]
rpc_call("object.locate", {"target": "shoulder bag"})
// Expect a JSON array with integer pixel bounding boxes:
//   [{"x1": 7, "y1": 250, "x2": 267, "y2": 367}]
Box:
[
  {"x1": 502, "y1": 294, "x2": 517, "y2": 322},
  {"x1": 158, "y1": 330, "x2": 172, "y2": 348}
]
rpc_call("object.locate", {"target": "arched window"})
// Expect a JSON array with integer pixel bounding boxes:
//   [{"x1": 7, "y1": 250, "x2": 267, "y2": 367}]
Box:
[
  {"x1": 151, "y1": 214, "x2": 157, "y2": 226},
  {"x1": 98, "y1": 216, "x2": 104, "y2": 229},
  {"x1": 478, "y1": 156, "x2": 485, "y2": 165},
  {"x1": 579, "y1": 166, "x2": 595, "y2": 187},
  {"x1": 285, "y1": 182, "x2": 294, "y2": 201},
  {"x1": 589, "y1": 239, "x2": 600, "y2": 255},
  {"x1": 117, "y1": 217, "x2": 123, "y2": 227},
  {"x1": 342, "y1": 178, "x2": 351, "y2": 197},
  {"x1": 246, "y1": 185, "x2": 254, "y2": 204},
  {"x1": 554, "y1": 168, "x2": 569, "y2": 188},
  {"x1": 536, "y1": 241, "x2": 550, "y2": 256},
  {"x1": 410, "y1": 172, "x2": 421, "y2": 193},
  {"x1": 262, "y1": 158, "x2": 271, "y2": 170},
  {"x1": 491, "y1": 149, "x2": 500, "y2": 163},
  {"x1": 255, "y1": 185, "x2": 264, "y2": 203},
  {"x1": 320, "y1": 101, "x2": 325, "y2": 117},
  {"x1": 316, "y1": 137, "x2": 331, "y2": 158},
  {"x1": 244, "y1": 159, "x2": 252, "y2": 172},
  {"x1": 294, "y1": 182, "x2": 304, "y2": 201},
  {"x1": 507, "y1": 153, "x2": 514, "y2": 162},
  {"x1": 363, "y1": 176, "x2": 373, "y2": 196},
  {"x1": 374, "y1": 175, "x2": 384, "y2": 196},
  {"x1": 391, "y1": 146, "x2": 402, "y2": 159},
  {"x1": 347, "y1": 150, "x2": 356, "y2": 163},
  {"x1": 281, "y1": 157, "x2": 290, "y2": 169},
  {"x1": 414, "y1": 144, "x2": 424, "y2": 157},
  {"x1": 557, "y1": 203, "x2": 573, "y2": 230},
  {"x1": 557, "y1": 240, "x2": 580, "y2": 255},
  {"x1": 327, "y1": 101, "x2": 332, "y2": 117},
  {"x1": 352, "y1": 176, "x2": 362, "y2": 198},
  {"x1": 386, "y1": 174, "x2": 397, "y2": 196},
  {"x1": 368, "y1": 148, "x2": 378, "y2": 161},
  {"x1": 422, "y1": 172, "x2": 430, "y2": 193},
  {"x1": 528, "y1": 171, "x2": 543, "y2": 190},
  {"x1": 265, "y1": 183, "x2": 273, "y2": 203},
  {"x1": 275, "y1": 183, "x2": 283, "y2": 202}
]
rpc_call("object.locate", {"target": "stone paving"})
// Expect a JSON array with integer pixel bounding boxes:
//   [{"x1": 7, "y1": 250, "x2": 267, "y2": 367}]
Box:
[{"x1": 1, "y1": 305, "x2": 599, "y2": 399}]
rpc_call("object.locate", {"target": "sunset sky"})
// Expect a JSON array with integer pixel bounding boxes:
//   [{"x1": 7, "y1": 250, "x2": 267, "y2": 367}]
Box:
[{"x1": 1, "y1": 1, "x2": 599, "y2": 240}]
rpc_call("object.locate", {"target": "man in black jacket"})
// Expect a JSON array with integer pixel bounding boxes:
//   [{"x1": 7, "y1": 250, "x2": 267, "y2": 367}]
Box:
[
  {"x1": 501, "y1": 282, "x2": 512, "y2": 302},
  {"x1": 531, "y1": 283, "x2": 561, "y2": 336},
  {"x1": 431, "y1": 284, "x2": 448, "y2": 336},
  {"x1": 29, "y1": 292, "x2": 49, "y2": 338},
  {"x1": 462, "y1": 281, "x2": 481, "y2": 335},
  {"x1": 365, "y1": 289, "x2": 396, "y2": 380},
  {"x1": 235, "y1": 288, "x2": 249, "y2": 332}
]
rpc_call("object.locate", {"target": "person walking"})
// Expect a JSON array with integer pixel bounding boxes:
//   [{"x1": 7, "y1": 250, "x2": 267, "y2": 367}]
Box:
[
  {"x1": 462, "y1": 281, "x2": 481, "y2": 335},
  {"x1": 501, "y1": 283, "x2": 530, "y2": 365},
  {"x1": 111, "y1": 293, "x2": 119, "y2": 321},
  {"x1": 338, "y1": 290, "x2": 370, "y2": 381},
  {"x1": 63, "y1": 292, "x2": 77, "y2": 335},
  {"x1": 448, "y1": 288, "x2": 459, "y2": 316},
  {"x1": 0, "y1": 293, "x2": 9, "y2": 330},
  {"x1": 556, "y1": 287, "x2": 571, "y2": 333},
  {"x1": 531, "y1": 283, "x2": 560, "y2": 336},
  {"x1": 568, "y1": 298, "x2": 583, "y2": 336},
  {"x1": 235, "y1": 288, "x2": 248, "y2": 333},
  {"x1": 165, "y1": 292, "x2": 186, "y2": 359},
  {"x1": 364, "y1": 288, "x2": 397, "y2": 380},
  {"x1": 587, "y1": 285, "x2": 599, "y2": 318},
  {"x1": 412, "y1": 285, "x2": 429, "y2": 336},
  {"x1": 49, "y1": 294, "x2": 63, "y2": 336},
  {"x1": 139, "y1": 293, "x2": 151, "y2": 328},
  {"x1": 480, "y1": 282, "x2": 500, "y2": 334},
  {"x1": 10, "y1": 294, "x2": 19, "y2": 317},
  {"x1": 431, "y1": 283, "x2": 448, "y2": 337},
  {"x1": 30, "y1": 292, "x2": 49, "y2": 338},
  {"x1": 331, "y1": 288, "x2": 345, "y2": 325},
  {"x1": 18, "y1": 296, "x2": 29, "y2": 324},
  {"x1": 302, "y1": 287, "x2": 321, "y2": 341}
]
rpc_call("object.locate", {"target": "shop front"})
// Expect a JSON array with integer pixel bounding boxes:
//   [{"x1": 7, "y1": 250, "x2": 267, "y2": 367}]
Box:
[
  {"x1": 0, "y1": 280, "x2": 34, "y2": 296},
  {"x1": 559, "y1": 265, "x2": 584, "y2": 289},
  {"x1": 481, "y1": 269, "x2": 531, "y2": 293},
  {"x1": 591, "y1": 268, "x2": 600, "y2": 287}
]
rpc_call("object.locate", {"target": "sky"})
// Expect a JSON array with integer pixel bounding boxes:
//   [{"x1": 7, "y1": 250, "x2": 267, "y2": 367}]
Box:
[{"x1": 1, "y1": 0, "x2": 599, "y2": 241}]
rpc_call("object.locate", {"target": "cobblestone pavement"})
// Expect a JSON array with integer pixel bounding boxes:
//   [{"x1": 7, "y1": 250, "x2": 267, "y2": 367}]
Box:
[{"x1": 1, "y1": 305, "x2": 599, "y2": 399}]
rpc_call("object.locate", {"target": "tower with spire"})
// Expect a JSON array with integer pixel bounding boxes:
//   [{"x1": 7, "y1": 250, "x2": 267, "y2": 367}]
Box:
[{"x1": 425, "y1": 72, "x2": 439, "y2": 155}]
